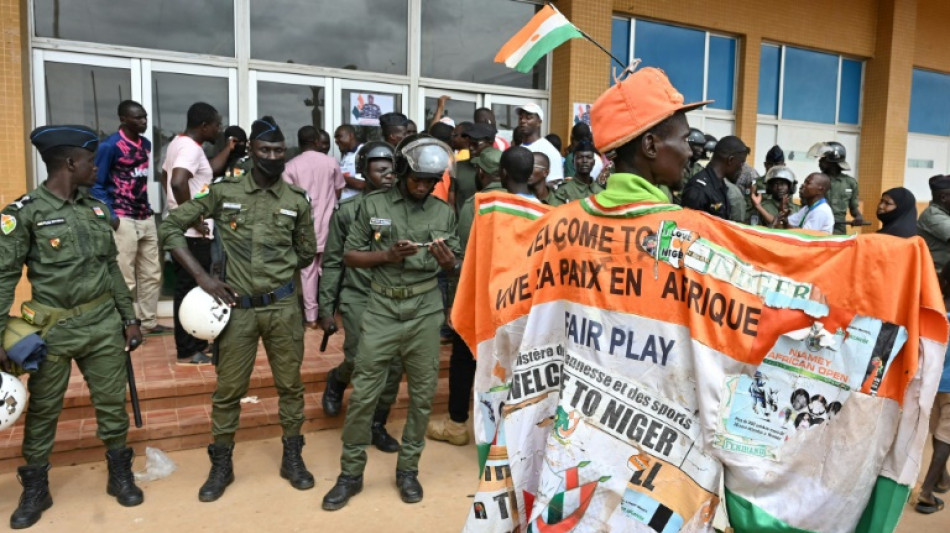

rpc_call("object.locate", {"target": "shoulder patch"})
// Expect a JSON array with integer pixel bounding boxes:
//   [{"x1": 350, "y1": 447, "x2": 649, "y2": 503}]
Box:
[
  {"x1": 194, "y1": 184, "x2": 211, "y2": 199},
  {"x1": 1, "y1": 213, "x2": 16, "y2": 235}
]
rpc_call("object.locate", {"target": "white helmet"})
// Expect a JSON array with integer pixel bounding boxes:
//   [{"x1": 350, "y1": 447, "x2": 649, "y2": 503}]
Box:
[
  {"x1": 179, "y1": 287, "x2": 231, "y2": 341},
  {"x1": 0, "y1": 372, "x2": 26, "y2": 430}
]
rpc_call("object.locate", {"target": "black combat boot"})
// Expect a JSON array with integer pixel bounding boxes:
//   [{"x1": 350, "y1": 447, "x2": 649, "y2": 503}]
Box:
[
  {"x1": 321, "y1": 473, "x2": 363, "y2": 511},
  {"x1": 10, "y1": 464, "x2": 53, "y2": 529},
  {"x1": 322, "y1": 368, "x2": 345, "y2": 417},
  {"x1": 105, "y1": 447, "x2": 144, "y2": 506},
  {"x1": 198, "y1": 443, "x2": 235, "y2": 502},
  {"x1": 396, "y1": 470, "x2": 423, "y2": 503},
  {"x1": 371, "y1": 408, "x2": 400, "y2": 453},
  {"x1": 280, "y1": 435, "x2": 314, "y2": 490}
]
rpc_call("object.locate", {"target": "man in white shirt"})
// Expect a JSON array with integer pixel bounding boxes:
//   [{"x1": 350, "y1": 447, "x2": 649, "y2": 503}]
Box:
[
  {"x1": 515, "y1": 103, "x2": 564, "y2": 186},
  {"x1": 335, "y1": 125, "x2": 364, "y2": 200},
  {"x1": 784, "y1": 172, "x2": 834, "y2": 234},
  {"x1": 162, "y1": 102, "x2": 233, "y2": 365}
]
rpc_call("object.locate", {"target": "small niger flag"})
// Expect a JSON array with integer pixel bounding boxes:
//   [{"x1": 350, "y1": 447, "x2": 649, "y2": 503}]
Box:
[{"x1": 494, "y1": 4, "x2": 583, "y2": 73}]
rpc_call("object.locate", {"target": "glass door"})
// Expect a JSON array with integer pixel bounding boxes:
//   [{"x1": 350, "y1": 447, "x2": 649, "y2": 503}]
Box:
[
  {"x1": 334, "y1": 79, "x2": 409, "y2": 148},
  {"x1": 142, "y1": 60, "x2": 237, "y2": 214},
  {"x1": 484, "y1": 94, "x2": 546, "y2": 143},
  {"x1": 31, "y1": 50, "x2": 139, "y2": 186},
  {"x1": 250, "y1": 71, "x2": 331, "y2": 158},
  {"x1": 418, "y1": 88, "x2": 481, "y2": 131}
]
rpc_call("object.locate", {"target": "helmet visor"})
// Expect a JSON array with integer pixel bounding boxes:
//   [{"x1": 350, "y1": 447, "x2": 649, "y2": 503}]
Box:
[{"x1": 402, "y1": 138, "x2": 455, "y2": 178}]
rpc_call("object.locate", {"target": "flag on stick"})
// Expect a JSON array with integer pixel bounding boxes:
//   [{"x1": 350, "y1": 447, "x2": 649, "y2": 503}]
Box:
[{"x1": 494, "y1": 4, "x2": 583, "y2": 73}]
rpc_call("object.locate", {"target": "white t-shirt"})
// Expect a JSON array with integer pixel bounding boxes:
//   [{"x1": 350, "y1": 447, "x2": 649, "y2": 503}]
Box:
[
  {"x1": 339, "y1": 143, "x2": 364, "y2": 200},
  {"x1": 788, "y1": 198, "x2": 834, "y2": 234},
  {"x1": 523, "y1": 137, "x2": 564, "y2": 185},
  {"x1": 162, "y1": 135, "x2": 214, "y2": 239}
]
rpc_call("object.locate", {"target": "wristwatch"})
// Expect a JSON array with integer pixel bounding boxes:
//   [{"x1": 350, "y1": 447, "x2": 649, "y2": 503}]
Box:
[{"x1": 123, "y1": 319, "x2": 142, "y2": 327}]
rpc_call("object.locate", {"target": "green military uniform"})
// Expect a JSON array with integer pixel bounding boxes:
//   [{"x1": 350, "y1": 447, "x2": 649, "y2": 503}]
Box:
[
  {"x1": 159, "y1": 170, "x2": 316, "y2": 444},
  {"x1": 541, "y1": 190, "x2": 564, "y2": 207},
  {"x1": 0, "y1": 185, "x2": 136, "y2": 464},
  {"x1": 754, "y1": 197, "x2": 800, "y2": 226},
  {"x1": 340, "y1": 186, "x2": 460, "y2": 475},
  {"x1": 454, "y1": 160, "x2": 479, "y2": 212},
  {"x1": 724, "y1": 180, "x2": 747, "y2": 223},
  {"x1": 917, "y1": 202, "x2": 950, "y2": 272},
  {"x1": 552, "y1": 178, "x2": 604, "y2": 205},
  {"x1": 828, "y1": 173, "x2": 860, "y2": 235},
  {"x1": 318, "y1": 194, "x2": 402, "y2": 411}
]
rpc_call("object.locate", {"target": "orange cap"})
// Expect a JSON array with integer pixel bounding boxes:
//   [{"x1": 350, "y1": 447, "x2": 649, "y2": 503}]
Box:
[{"x1": 591, "y1": 67, "x2": 711, "y2": 153}]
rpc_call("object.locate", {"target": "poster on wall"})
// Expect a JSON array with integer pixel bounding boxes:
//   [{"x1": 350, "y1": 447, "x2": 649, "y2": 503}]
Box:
[
  {"x1": 350, "y1": 93, "x2": 395, "y2": 126},
  {"x1": 573, "y1": 102, "x2": 592, "y2": 126}
]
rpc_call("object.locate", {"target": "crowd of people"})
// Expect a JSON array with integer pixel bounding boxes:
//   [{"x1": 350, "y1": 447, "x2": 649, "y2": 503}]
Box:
[{"x1": 0, "y1": 69, "x2": 949, "y2": 527}]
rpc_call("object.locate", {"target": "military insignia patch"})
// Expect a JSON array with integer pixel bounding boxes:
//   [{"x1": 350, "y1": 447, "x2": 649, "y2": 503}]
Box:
[
  {"x1": 49, "y1": 238, "x2": 61, "y2": 249},
  {"x1": 92, "y1": 206, "x2": 105, "y2": 218},
  {"x1": 0, "y1": 214, "x2": 15, "y2": 235},
  {"x1": 21, "y1": 305, "x2": 35, "y2": 324},
  {"x1": 194, "y1": 184, "x2": 210, "y2": 199}
]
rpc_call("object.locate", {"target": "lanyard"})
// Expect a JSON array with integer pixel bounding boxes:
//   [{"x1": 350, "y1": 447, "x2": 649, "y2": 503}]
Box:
[{"x1": 798, "y1": 197, "x2": 827, "y2": 228}]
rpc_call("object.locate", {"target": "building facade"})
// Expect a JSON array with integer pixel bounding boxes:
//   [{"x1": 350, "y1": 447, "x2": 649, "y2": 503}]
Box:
[{"x1": 2, "y1": 0, "x2": 949, "y2": 223}]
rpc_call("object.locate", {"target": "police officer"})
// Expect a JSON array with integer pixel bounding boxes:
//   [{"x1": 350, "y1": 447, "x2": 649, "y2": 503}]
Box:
[
  {"x1": 0, "y1": 125, "x2": 144, "y2": 528},
  {"x1": 816, "y1": 141, "x2": 864, "y2": 234},
  {"x1": 750, "y1": 166, "x2": 800, "y2": 227},
  {"x1": 319, "y1": 141, "x2": 403, "y2": 453},
  {"x1": 159, "y1": 116, "x2": 317, "y2": 501},
  {"x1": 681, "y1": 135, "x2": 749, "y2": 219},
  {"x1": 322, "y1": 134, "x2": 460, "y2": 510}
]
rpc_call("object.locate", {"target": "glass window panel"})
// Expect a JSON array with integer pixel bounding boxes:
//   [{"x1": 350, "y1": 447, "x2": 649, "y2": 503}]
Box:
[
  {"x1": 838, "y1": 59, "x2": 863, "y2": 125},
  {"x1": 707, "y1": 36, "x2": 736, "y2": 111},
  {"x1": 43, "y1": 62, "x2": 131, "y2": 139},
  {"x1": 782, "y1": 47, "x2": 838, "y2": 124},
  {"x1": 910, "y1": 69, "x2": 950, "y2": 136},
  {"x1": 634, "y1": 20, "x2": 705, "y2": 104},
  {"x1": 251, "y1": 0, "x2": 408, "y2": 75},
  {"x1": 340, "y1": 89, "x2": 403, "y2": 144},
  {"x1": 421, "y1": 0, "x2": 545, "y2": 89},
  {"x1": 491, "y1": 103, "x2": 518, "y2": 139},
  {"x1": 424, "y1": 97, "x2": 476, "y2": 130},
  {"x1": 33, "y1": 0, "x2": 234, "y2": 56},
  {"x1": 151, "y1": 73, "x2": 231, "y2": 170},
  {"x1": 758, "y1": 45, "x2": 781, "y2": 115},
  {"x1": 257, "y1": 82, "x2": 326, "y2": 157},
  {"x1": 610, "y1": 18, "x2": 630, "y2": 86}
]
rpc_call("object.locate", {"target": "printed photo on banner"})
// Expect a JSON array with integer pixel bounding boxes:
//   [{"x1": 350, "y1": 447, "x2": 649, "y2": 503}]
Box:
[
  {"x1": 349, "y1": 93, "x2": 394, "y2": 126},
  {"x1": 573, "y1": 102, "x2": 592, "y2": 126},
  {"x1": 714, "y1": 316, "x2": 907, "y2": 460}
]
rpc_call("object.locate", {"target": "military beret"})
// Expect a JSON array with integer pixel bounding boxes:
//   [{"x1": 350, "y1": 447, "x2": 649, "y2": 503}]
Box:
[
  {"x1": 250, "y1": 116, "x2": 284, "y2": 142},
  {"x1": 765, "y1": 145, "x2": 785, "y2": 164},
  {"x1": 929, "y1": 175, "x2": 950, "y2": 191},
  {"x1": 463, "y1": 122, "x2": 497, "y2": 141},
  {"x1": 29, "y1": 125, "x2": 98, "y2": 153},
  {"x1": 472, "y1": 148, "x2": 502, "y2": 176}
]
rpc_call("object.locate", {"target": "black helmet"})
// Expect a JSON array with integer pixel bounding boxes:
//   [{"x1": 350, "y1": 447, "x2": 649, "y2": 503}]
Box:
[
  {"x1": 687, "y1": 128, "x2": 706, "y2": 147},
  {"x1": 355, "y1": 141, "x2": 395, "y2": 176},
  {"x1": 393, "y1": 133, "x2": 454, "y2": 179}
]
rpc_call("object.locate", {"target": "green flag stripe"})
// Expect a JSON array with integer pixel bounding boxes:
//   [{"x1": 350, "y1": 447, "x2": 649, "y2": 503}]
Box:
[
  {"x1": 855, "y1": 476, "x2": 910, "y2": 533},
  {"x1": 724, "y1": 488, "x2": 818, "y2": 533},
  {"x1": 513, "y1": 26, "x2": 583, "y2": 73}
]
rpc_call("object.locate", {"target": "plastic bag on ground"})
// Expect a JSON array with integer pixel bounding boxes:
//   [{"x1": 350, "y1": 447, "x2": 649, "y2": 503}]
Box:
[{"x1": 134, "y1": 446, "x2": 177, "y2": 482}]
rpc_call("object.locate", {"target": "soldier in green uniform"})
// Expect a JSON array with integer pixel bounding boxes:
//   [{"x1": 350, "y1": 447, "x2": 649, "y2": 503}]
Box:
[
  {"x1": 454, "y1": 123, "x2": 497, "y2": 212},
  {"x1": 552, "y1": 140, "x2": 604, "y2": 204},
  {"x1": 0, "y1": 125, "x2": 144, "y2": 529},
  {"x1": 322, "y1": 134, "x2": 460, "y2": 510},
  {"x1": 319, "y1": 141, "x2": 402, "y2": 453},
  {"x1": 529, "y1": 152, "x2": 560, "y2": 206},
  {"x1": 750, "y1": 166, "x2": 800, "y2": 227},
  {"x1": 159, "y1": 116, "x2": 317, "y2": 502},
  {"x1": 917, "y1": 175, "x2": 950, "y2": 272},
  {"x1": 816, "y1": 141, "x2": 864, "y2": 234}
]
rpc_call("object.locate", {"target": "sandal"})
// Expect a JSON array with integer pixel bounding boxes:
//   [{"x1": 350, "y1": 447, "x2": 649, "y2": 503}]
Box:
[{"x1": 915, "y1": 495, "x2": 945, "y2": 514}]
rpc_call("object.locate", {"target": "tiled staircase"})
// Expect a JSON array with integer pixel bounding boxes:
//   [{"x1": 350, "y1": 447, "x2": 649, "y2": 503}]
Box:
[{"x1": 0, "y1": 328, "x2": 450, "y2": 473}]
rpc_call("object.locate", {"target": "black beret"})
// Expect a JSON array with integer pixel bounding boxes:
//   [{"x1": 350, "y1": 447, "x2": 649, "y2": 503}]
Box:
[
  {"x1": 30, "y1": 125, "x2": 98, "y2": 153},
  {"x1": 462, "y1": 122, "x2": 497, "y2": 141},
  {"x1": 929, "y1": 175, "x2": 950, "y2": 191},
  {"x1": 250, "y1": 116, "x2": 284, "y2": 142},
  {"x1": 765, "y1": 145, "x2": 785, "y2": 164}
]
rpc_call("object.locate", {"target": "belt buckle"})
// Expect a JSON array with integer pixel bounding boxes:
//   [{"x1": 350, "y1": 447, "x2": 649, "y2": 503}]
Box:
[
  {"x1": 250, "y1": 295, "x2": 266, "y2": 307},
  {"x1": 391, "y1": 287, "x2": 407, "y2": 299}
]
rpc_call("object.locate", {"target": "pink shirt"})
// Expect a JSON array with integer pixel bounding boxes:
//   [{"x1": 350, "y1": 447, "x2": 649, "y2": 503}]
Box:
[
  {"x1": 163, "y1": 135, "x2": 214, "y2": 239},
  {"x1": 283, "y1": 150, "x2": 345, "y2": 252}
]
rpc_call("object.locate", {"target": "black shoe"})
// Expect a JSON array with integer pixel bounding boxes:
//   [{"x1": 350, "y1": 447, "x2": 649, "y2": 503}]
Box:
[
  {"x1": 280, "y1": 436, "x2": 314, "y2": 490},
  {"x1": 371, "y1": 422, "x2": 400, "y2": 453},
  {"x1": 321, "y1": 474, "x2": 363, "y2": 511},
  {"x1": 105, "y1": 447, "x2": 144, "y2": 507},
  {"x1": 10, "y1": 464, "x2": 53, "y2": 529},
  {"x1": 322, "y1": 368, "x2": 345, "y2": 417},
  {"x1": 396, "y1": 470, "x2": 423, "y2": 504},
  {"x1": 198, "y1": 443, "x2": 235, "y2": 502}
]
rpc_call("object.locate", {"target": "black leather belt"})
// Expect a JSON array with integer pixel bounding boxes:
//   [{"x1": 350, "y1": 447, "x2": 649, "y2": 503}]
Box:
[{"x1": 236, "y1": 281, "x2": 295, "y2": 309}]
